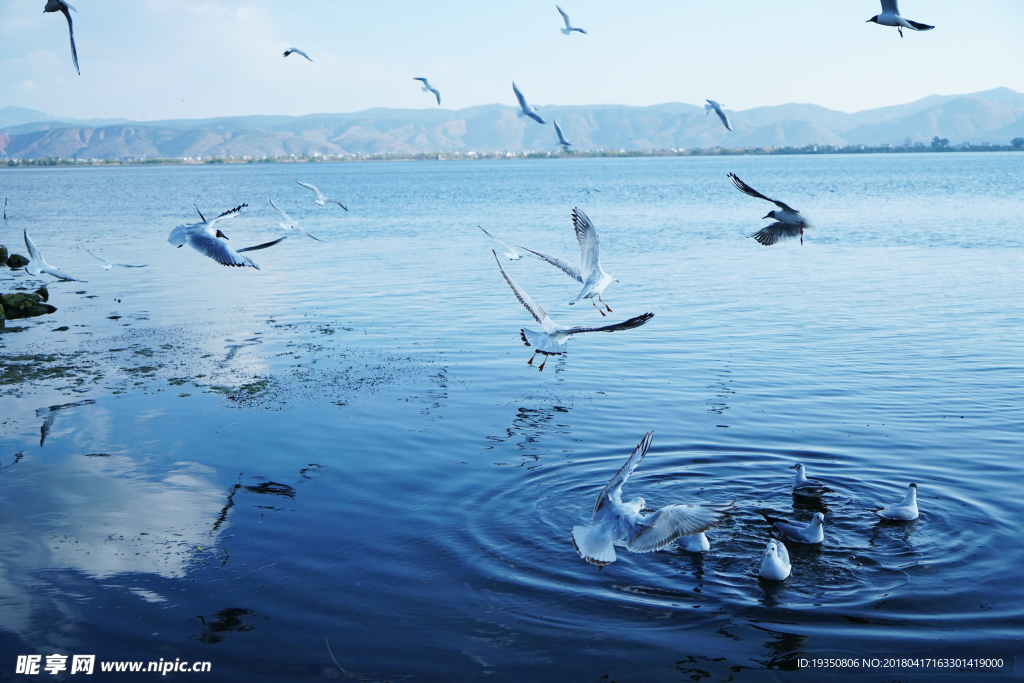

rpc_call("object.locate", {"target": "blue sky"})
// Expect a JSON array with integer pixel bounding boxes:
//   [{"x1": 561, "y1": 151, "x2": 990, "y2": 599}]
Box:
[{"x1": 1, "y1": 0, "x2": 1022, "y2": 121}]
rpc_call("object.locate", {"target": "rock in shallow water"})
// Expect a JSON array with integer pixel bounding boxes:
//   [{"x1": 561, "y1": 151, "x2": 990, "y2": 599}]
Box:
[
  {"x1": 0, "y1": 292, "x2": 57, "y2": 319},
  {"x1": 0, "y1": 245, "x2": 8, "y2": 266},
  {"x1": 7, "y1": 253, "x2": 29, "y2": 269}
]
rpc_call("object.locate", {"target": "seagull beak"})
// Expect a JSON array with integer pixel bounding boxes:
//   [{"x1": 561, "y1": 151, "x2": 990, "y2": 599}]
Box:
[
  {"x1": 762, "y1": 213, "x2": 772, "y2": 220},
  {"x1": 641, "y1": 505, "x2": 653, "y2": 512},
  {"x1": 788, "y1": 465, "x2": 798, "y2": 470}
]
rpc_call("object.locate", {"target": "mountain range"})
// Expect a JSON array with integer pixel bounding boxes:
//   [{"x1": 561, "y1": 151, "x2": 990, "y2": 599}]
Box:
[{"x1": 2, "y1": 88, "x2": 1024, "y2": 161}]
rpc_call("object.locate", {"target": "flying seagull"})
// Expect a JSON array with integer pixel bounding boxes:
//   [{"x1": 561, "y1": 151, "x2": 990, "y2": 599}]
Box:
[
  {"x1": 519, "y1": 208, "x2": 618, "y2": 316},
  {"x1": 297, "y1": 181, "x2": 348, "y2": 211},
  {"x1": 492, "y1": 250, "x2": 652, "y2": 371},
  {"x1": 728, "y1": 172, "x2": 811, "y2": 246},
  {"x1": 513, "y1": 82, "x2": 546, "y2": 124},
  {"x1": 23, "y1": 229, "x2": 84, "y2": 281},
  {"x1": 789, "y1": 463, "x2": 835, "y2": 498},
  {"x1": 269, "y1": 198, "x2": 323, "y2": 241},
  {"x1": 867, "y1": 0, "x2": 934, "y2": 38},
  {"x1": 554, "y1": 120, "x2": 572, "y2": 149},
  {"x1": 44, "y1": 0, "x2": 79, "y2": 75},
  {"x1": 413, "y1": 77, "x2": 441, "y2": 106},
  {"x1": 480, "y1": 226, "x2": 522, "y2": 260},
  {"x1": 872, "y1": 483, "x2": 919, "y2": 521},
  {"x1": 761, "y1": 511, "x2": 825, "y2": 544},
  {"x1": 283, "y1": 47, "x2": 313, "y2": 61},
  {"x1": 705, "y1": 99, "x2": 732, "y2": 132},
  {"x1": 572, "y1": 431, "x2": 734, "y2": 569},
  {"x1": 556, "y1": 5, "x2": 587, "y2": 34},
  {"x1": 168, "y1": 204, "x2": 271, "y2": 269},
  {"x1": 81, "y1": 246, "x2": 147, "y2": 269},
  {"x1": 759, "y1": 539, "x2": 791, "y2": 581}
]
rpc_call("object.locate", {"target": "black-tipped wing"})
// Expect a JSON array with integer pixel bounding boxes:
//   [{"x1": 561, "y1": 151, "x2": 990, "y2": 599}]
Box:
[
  {"x1": 59, "y1": 5, "x2": 79, "y2": 75},
  {"x1": 187, "y1": 232, "x2": 258, "y2": 268},
  {"x1": 714, "y1": 106, "x2": 732, "y2": 131},
  {"x1": 431, "y1": 87, "x2": 441, "y2": 105},
  {"x1": 519, "y1": 246, "x2": 582, "y2": 283},
  {"x1": 238, "y1": 236, "x2": 288, "y2": 253},
  {"x1": 526, "y1": 110, "x2": 547, "y2": 125},
  {"x1": 628, "y1": 502, "x2": 734, "y2": 553},
  {"x1": 493, "y1": 250, "x2": 549, "y2": 326},
  {"x1": 728, "y1": 173, "x2": 798, "y2": 213},
  {"x1": 748, "y1": 222, "x2": 802, "y2": 246},
  {"x1": 563, "y1": 312, "x2": 654, "y2": 336},
  {"x1": 556, "y1": 5, "x2": 571, "y2": 28},
  {"x1": 906, "y1": 19, "x2": 934, "y2": 30},
  {"x1": 572, "y1": 207, "x2": 600, "y2": 280},
  {"x1": 210, "y1": 204, "x2": 247, "y2": 225},
  {"x1": 593, "y1": 431, "x2": 653, "y2": 517},
  {"x1": 554, "y1": 120, "x2": 571, "y2": 146}
]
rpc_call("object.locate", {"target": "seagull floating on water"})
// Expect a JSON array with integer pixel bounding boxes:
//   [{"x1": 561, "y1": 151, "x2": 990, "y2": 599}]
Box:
[
  {"x1": 572, "y1": 431, "x2": 734, "y2": 569},
  {"x1": 168, "y1": 204, "x2": 273, "y2": 270},
  {"x1": 413, "y1": 77, "x2": 441, "y2": 106},
  {"x1": 297, "y1": 182, "x2": 348, "y2": 211},
  {"x1": 23, "y1": 229, "x2": 84, "y2": 281},
  {"x1": 759, "y1": 539, "x2": 791, "y2": 581},
  {"x1": 761, "y1": 511, "x2": 825, "y2": 544},
  {"x1": 872, "y1": 483, "x2": 919, "y2": 520},
  {"x1": 480, "y1": 227, "x2": 521, "y2": 260},
  {"x1": 81, "y1": 246, "x2": 147, "y2": 269},
  {"x1": 270, "y1": 198, "x2": 322, "y2": 241},
  {"x1": 492, "y1": 251, "x2": 652, "y2": 371},
  {"x1": 790, "y1": 463, "x2": 835, "y2": 498},
  {"x1": 283, "y1": 47, "x2": 313, "y2": 61},
  {"x1": 556, "y1": 5, "x2": 587, "y2": 34},
  {"x1": 867, "y1": 0, "x2": 934, "y2": 38},
  {"x1": 705, "y1": 100, "x2": 732, "y2": 132},
  {"x1": 680, "y1": 532, "x2": 710, "y2": 552},
  {"x1": 554, "y1": 120, "x2": 572, "y2": 149},
  {"x1": 513, "y1": 82, "x2": 546, "y2": 125},
  {"x1": 44, "y1": 0, "x2": 79, "y2": 75},
  {"x1": 519, "y1": 208, "x2": 617, "y2": 316},
  {"x1": 728, "y1": 172, "x2": 812, "y2": 246}
]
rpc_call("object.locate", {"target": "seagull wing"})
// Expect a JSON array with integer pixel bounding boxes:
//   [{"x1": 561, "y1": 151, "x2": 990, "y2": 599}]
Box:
[
  {"x1": 556, "y1": 5, "x2": 572, "y2": 29},
  {"x1": 41, "y1": 265, "x2": 84, "y2": 281},
  {"x1": 291, "y1": 48, "x2": 313, "y2": 61},
  {"x1": 572, "y1": 207, "x2": 601, "y2": 280},
  {"x1": 238, "y1": 236, "x2": 288, "y2": 253},
  {"x1": 61, "y1": 5, "x2": 79, "y2": 75},
  {"x1": 480, "y1": 227, "x2": 520, "y2": 258},
  {"x1": 110, "y1": 262, "x2": 148, "y2": 268},
  {"x1": 512, "y1": 82, "x2": 529, "y2": 113},
  {"x1": 906, "y1": 19, "x2": 933, "y2": 30},
  {"x1": 526, "y1": 110, "x2": 547, "y2": 125},
  {"x1": 748, "y1": 222, "x2": 803, "y2": 246},
  {"x1": 593, "y1": 431, "x2": 654, "y2": 516},
  {"x1": 562, "y1": 312, "x2": 654, "y2": 336},
  {"x1": 296, "y1": 226, "x2": 324, "y2": 242},
  {"x1": 519, "y1": 246, "x2": 582, "y2": 282},
  {"x1": 269, "y1": 198, "x2": 295, "y2": 226},
  {"x1": 23, "y1": 229, "x2": 44, "y2": 263},
  {"x1": 554, "y1": 120, "x2": 570, "y2": 145},
  {"x1": 208, "y1": 204, "x2": 247, "y2": 226},
  {"x1": 297, "y1": 181, "x2": 326, "y2": 201},
  {"x1": 187, "y1": 231, "x2": 258, "y2": 269},
  {"x1": 881, "y1": 0, "x2": 899, "y2": 14},
  {"x1": 628, "y1": 502, "x2": 733, "y2": 553},
  {"x1": 327, "y1": 198, "x2": 348, "y2": 211},
  {"x1": 81, "y1": 246, "x2": 109, "y2": 265},
  {"x1": 714, "y1": 106, "x2": 732, "y2": 132},
  {"x1": 493, "y1": 250, "x2": 551, "y2": 328},
  {"x1": 431, "y1": 87, "x2": 441, "y2": 105},
  {"x1": 728, "y1": 173, "x2": 798, "y2": 212}
]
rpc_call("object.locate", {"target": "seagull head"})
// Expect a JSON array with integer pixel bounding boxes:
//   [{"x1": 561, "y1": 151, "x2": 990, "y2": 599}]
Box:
[
  {"x1": 763, "y1": 540, "x2": 777, "y2": 557},
  {"x1": 789, "y1": 463, "x2": 802, "y2": 471},
  {"x1": 866, "y1": 15, "x2": 879, "y2": 23},
  {"x1": 763, "y1": 210, "x2": 777, "y2": 220},
  {"x1": 813, "y1": 512, "x2": 825, "y2": 524},
  {"x1": 215, "y1": 229, "x2": 229, "y2": 240},
  {"x1": 909, "y1": 483, "x2": 917, "y2": 489}
]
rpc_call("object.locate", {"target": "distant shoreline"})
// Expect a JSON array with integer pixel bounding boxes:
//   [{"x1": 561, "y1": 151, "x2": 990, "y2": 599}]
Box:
[{"x1": 3, "y1": 144, "x2": 1021, "y2": 168}]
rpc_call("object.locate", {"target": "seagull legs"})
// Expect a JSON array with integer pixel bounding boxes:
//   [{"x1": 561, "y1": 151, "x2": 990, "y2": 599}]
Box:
[
  {"x1": 527, "y1": 351, "x2": 538, "y2": 366},
  {"x1": 800, "y1": 228, "x2": 804, "y2": 245},
  {"x1": 538, "y1": 355, "x2": 548, "y2": 371},
  {"x1": 598, "y1": 296, "x2": 612, "y2": 313},
  {"x1": 591, "y1": 299, "x2": 607, "y2": 317}
]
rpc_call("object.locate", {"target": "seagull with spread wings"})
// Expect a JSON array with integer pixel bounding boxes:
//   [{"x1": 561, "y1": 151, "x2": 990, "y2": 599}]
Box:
[
  {"x1": 297, "y1": 182, "x2": 348, "y2": 211},
  {"x1": 270, "y1": 198, "x2": 322, "y2": 241},
  {"x1": 728, "y1": 172, "x2": 812, "y2": 246},
  {"x1": 554, "y1": 120, "x2": 572, "y2": 149},
  {"x1": 480, "y1": 227, "x2": 521, "y2": 260},
  {"x1": 413, "y1": 77, "x2": 441, "y2": 106},
  {"x1": 556, "y1": 5, "x2": 587, "y2": 34},
  {"x1": 44, "y1": 0, "x2": 79, "y2": 75},
  {"x1": 81, "y1": 247, "x2": 147, "y2": 269},
  {"x1": 867, "y1": 0, "x2": 934, "y2": 38},
  {"x1": 168, "y1": 204, "x2": 285, "y2": 270},
  {"x1": 519, "y1": 208, "x2": 617, "y2": 315},
  {"x1": 572, "y1": 432, "x2": 734, "y2": 569},
  {"x1": 283, "y1": 47, "x2": 313, "y2": 61},
  {"x1": 492, "y1": 251, "x2": 652, "y2": 371},
  {"x1": 23, "y1": 229, "x2": 84, "y2": 281},
  {"x1": 705, "y1": 100, "x2": 732, "y2": 132},
  {"x1": 513, "y1": 82, "x2": 546, "y2": 125}
]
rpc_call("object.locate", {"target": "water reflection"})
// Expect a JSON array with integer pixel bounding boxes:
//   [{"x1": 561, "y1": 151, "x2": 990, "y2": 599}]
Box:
[{"x1": 36, "y1": 399, "x2": 95, "y2": 446}]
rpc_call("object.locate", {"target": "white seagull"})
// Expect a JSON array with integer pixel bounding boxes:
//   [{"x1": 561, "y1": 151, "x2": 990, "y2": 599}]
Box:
[
  {"x1": 872, "y1": 483, "x2": 919, "y2": 521},
  {"x1": 297, "y1": 181, "x2": 348, "y2": 211},
  {"x1": 556, "y1": 5, "x2": 587, "y2": 34},
  {"x1": 413, "y1": 77, "x2": 441, "y2": 106},
  {"x1": 23, "y1": 229, "x2": 84, "y2": 281},
  {"x1": 44, "y1": 0, "x2": 79, "y2": 75},
  {"x1": 283, "y1": 47, "x2": 313, "y2": 61},
  {"x1": 761, "y1": 511, "x2": 825, "y2": 544},
  {"x1": 554, "y1": 120, "x2": 572, "y2": 149},
  {"x1": 790, "y1": 463, "x2": 835, "y2": 498},
  {"x1": 728, "y1": 172, "x2": 812, "y2": 246},
  {"x1": 680, "y1": 532, "x2": 710, "y2": 552},
  {"x1": 519, "y1": 208, "x2": 618, "y2": 316},
  {"x1": 480, "y1": 227, "x2": 521, "y2": 260},
  {"x1": 492, "y1": 251, "x2": 653, "y2": 371},
  {"x1": 168, "y1": 204, "x2": 265, "y2": 270},
  {"x1": 759, "y1": 539, "x2": 791, "y2": 581},
  {"x1": 705, "y1": 100, "x2": 732, "y2": 132},
  {"x1": 867, "y1": 0, "x2": 934, "y2": 38},
  {"x1": 572, "y1": 432, "x2": 734, "y2": 569},
  {"x1": 513, "y1": 82, "x2": 546, "y2": 125},
  {"x1": 81, "y1": 246, "x2": 147, "y2": 269},
  {"x1": 270, "y1": 198, "x2": 322, "y2": 241}
]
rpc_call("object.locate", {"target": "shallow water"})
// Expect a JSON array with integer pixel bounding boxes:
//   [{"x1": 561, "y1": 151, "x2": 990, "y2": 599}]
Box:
[{"x1": 1, "y1": 153, "x2": 1023, "y2": 681}]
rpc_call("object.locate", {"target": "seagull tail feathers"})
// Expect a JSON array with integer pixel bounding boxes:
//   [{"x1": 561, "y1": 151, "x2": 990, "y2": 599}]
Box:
[{"x1": 572, "y1": 526, "x2": 615, "y2": 568}]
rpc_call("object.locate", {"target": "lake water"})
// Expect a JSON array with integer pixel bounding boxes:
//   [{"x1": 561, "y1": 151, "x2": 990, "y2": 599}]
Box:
[{"x1": 1, "y1": 153, "x2": 1022, "y2": 681}]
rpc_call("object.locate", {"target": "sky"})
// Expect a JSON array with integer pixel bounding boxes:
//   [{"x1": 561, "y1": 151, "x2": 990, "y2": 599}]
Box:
[{"x1": 1, "y1": 0, "x2": 1023, "y2": 122}]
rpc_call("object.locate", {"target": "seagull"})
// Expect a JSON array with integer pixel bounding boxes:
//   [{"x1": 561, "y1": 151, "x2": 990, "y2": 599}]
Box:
[
  {"x1": 519, "y1": 208, "x2": 617, "y2": 316},
  {"x1": 513, "y1": 82, "x2": 546, "y2": 124},
  {"x1": 790, "y1": 463, "x2": 835, "y2": 498},
  {"x1": 680, "y1": 532, "x2": 710, "y2": 552},
  {"x1": 872, "y1": 483, "x2": 919, "y2": 520},
  {"x1": 705, "y1": 100, "x2": 732, "y2": 132},
  {"x1": 44, "y1": 0, "x2": 79, "y2": 75},
  {"x1": 270, "y1": 198, "x2": 322, "y2": 241},
  {"x1": 23, "y1": 229, "x2": 84, "y2": 281},
  {"x1": 3, "y1": 198, "x2": 7, "y2": 219},
  {"x1": 283, "y1": 47, "x2": 313, "y2": 61},
  {"x1": 759, "y1": 539, "x2": 791, "y2": 581},
  {"x1": 413, "y1": 77, "x2": 441, "y2": 106},
  {"x1": 480, "y1": 226, "x2": 521, "y2": 260},
  {"x1": 492, "y1": 251, "x2": 653, "y2": 371},
  {"x1": 728, "y1": 172, "x2": 812, "y2": 246},
  {"x1": 167, "y1": 204, "x2": 267, "y2": 269},
  {"x1": 761, "y1": 511, "x2": 825, "y2": 544},
  {"x1": 297, "y1": 181, "x2": 348, "y2": 211},
  {"x1": 556, "y1": 5, "x2": 587, "y2": 34},
  {"x1": 81, "y1": 246, "x2": 147, "y2": 269},
  {"x1": 867, "y1": 0, "x2": 934, "y2": 38},
  {"x1": 554, "y1": 120, "x2": 572, "y2": 149},
  {"x1": 572, "y1": 431, "x2": 734, "y2": 569}
]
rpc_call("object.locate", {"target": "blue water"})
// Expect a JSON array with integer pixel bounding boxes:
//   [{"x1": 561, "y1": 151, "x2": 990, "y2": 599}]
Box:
[{"x1": 1, "y1": 153, "x2": 1023, "y2": 681}]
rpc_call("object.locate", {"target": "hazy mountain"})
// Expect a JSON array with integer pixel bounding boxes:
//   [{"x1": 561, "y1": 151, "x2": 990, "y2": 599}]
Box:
[{"x1": 2, "y1": 88, "x2": 1022, "y2": 161}]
